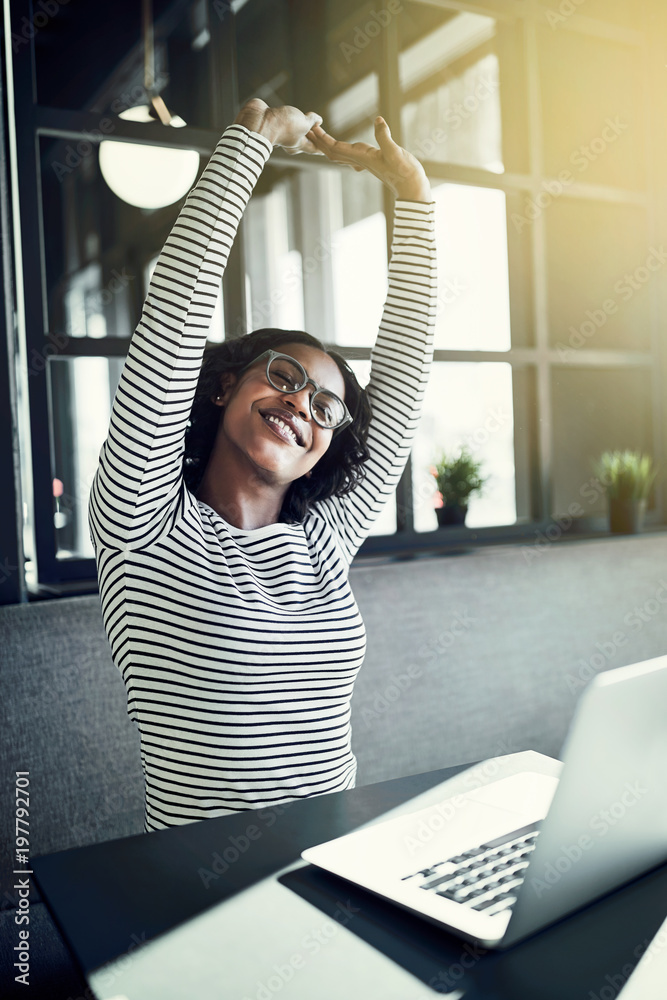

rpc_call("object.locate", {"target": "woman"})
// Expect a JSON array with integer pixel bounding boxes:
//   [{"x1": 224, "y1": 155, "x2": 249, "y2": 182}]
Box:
[{"x1": 89, "y1": 98, "x2": 437, "y2": 832}]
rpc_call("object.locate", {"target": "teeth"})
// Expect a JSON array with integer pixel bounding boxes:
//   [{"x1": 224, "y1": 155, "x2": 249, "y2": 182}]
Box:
[{"x1": 266, "y1": 415, "x2": 297, "y2": 444}]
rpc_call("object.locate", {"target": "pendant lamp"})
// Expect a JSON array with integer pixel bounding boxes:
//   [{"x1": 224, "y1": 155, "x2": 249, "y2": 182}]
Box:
[{"x1": 98, "y1": 0, "x2": 199, "y2": 210}]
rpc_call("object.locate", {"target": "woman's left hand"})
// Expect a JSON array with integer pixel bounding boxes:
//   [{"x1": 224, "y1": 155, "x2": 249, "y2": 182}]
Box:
[{"x1": 306, "y1": 117, "x2": 431, "y2": 203}]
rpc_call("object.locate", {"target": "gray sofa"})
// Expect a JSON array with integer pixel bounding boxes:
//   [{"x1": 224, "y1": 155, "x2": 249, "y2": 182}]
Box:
[{"x1": 2, "y1": 532, "x2": 667, "y2": 995}]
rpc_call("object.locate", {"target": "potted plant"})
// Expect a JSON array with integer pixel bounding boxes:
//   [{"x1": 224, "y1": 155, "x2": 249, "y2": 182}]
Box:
[
  {"x1": 592, "y1": 450, "x2": 658, "y2": 534},
  {"x1": 431, "y1": 448, "x2": 487, "y2": 527}
]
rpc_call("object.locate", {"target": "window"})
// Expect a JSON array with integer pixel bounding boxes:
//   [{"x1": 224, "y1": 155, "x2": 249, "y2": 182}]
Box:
[
  {"x1": 412, "y1": 362, "x2": 517, "y2": 532},
  {"x1": 49, "y1": 357, "x2": 124, "y2": 560},
  {"x1": 4, "y1": 0, "x2": 664, "y2": 600},
  {"x1": 431, "y1": 181, "x2": 511, "y2": 352}
]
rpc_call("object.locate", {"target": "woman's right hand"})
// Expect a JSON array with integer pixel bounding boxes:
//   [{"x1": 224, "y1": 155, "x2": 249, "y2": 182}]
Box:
[{"x1": 233, "y1": 98, "x2": 323, "y2": 154}]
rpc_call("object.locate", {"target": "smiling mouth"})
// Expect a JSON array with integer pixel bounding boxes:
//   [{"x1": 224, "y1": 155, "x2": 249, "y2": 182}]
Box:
[{"x1": 262, "y1": 413, "x2": 303, "y2": 447}]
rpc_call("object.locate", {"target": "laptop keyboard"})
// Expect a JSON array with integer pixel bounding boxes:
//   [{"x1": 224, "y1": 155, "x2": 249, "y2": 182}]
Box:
[{"x1": 401, "y1": 821, "x2": 541, "y2": 918}]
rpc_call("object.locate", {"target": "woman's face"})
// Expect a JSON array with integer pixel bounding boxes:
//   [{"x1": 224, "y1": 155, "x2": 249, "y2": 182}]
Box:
[{"x1": 215, "y1": 342, "x2": 347, "y2": 485}]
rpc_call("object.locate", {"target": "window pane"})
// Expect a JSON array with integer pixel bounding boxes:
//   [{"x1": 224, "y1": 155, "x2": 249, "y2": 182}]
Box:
[
  {"x1": 545, "y1": 199, "x2": 651, "y2": 353},
  {"x1": 327, "y1": 74, "x2": 379, "y2": 136},
  {"x1": 411, "y1": 362, "x2": 517, "y2": 530},
  {"x1": 338, "y1": 123, "x2": 385, "y2": 229},
  {"x1": 432, "y1": 182, "x2": 511, "y2": 351},
  {"x1": 332, "y1": 212, "x2": 387, "y2": 347},
  {"x1": 551, "y1": 367, "x2": 654, "y2": 525},
  {"x1": 328, "y1": 124, "x2": 386, "y2": 348},
  {"x1": 49, "y1": 357, "x2": 124, "y2": 560},
  {"x1": 400, "y1": 8, "x2": 502, "y2": 172},
  {"x1": 400, "y1": 9, "x2": 496, "y2": 91},
  {"x1": 243, "y1": 177, "x2": 304, "y2": 334},
  {"x1": 348, "y1": 359, "x2": 396, "y2": 538},
  {"x1": 41, "y1": 137, "x2": 205, "y2": 341},
  {"x1": 236, "y1": 0, "x2": 295, "y2": 117},
  {"x1": 537, "y1": 26, "x2": 646, "y2": 191}
]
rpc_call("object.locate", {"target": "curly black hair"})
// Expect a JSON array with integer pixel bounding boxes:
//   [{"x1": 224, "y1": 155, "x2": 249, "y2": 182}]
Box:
[{"x1": 183, "y1": 328, "x2": 373, "y2": 523}]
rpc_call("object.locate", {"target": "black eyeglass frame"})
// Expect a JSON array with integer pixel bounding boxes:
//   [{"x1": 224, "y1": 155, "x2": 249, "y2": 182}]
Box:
[{"x1": 239, "y1": 350, "x2": 354, "y2": 433}]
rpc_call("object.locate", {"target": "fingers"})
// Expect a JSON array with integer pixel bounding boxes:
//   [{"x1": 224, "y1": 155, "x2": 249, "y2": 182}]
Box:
[
  {"x1": 374, "y1": 115, "x2": 395, "y2": 152},
  {"x1": 280, "y1": 125, "x2": 328, "y2": 155},
  {"x1": 305, "y1": 129, "x2": 343, "y2": 161},
  {"x1": 307, "y1": 126, "x2": 374, "y2": 165},
  {"x1": 285, "y1": 137, "x2": 322, "y2": 155},
  {"x1": 307, "y1": 125, "x2": 341, "y2": 154},
  {"x1": 277, "y1": 110, "x2": 322, "y2": 153},
  {"x1": 241, "y1": 97, "x2": 269, "y2": 113}
]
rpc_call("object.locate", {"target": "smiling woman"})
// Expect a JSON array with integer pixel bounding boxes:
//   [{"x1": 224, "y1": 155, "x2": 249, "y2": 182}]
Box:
[
  {"x1": 185, "y1": 332, "x2": 371, "y2": 524},
  {"x1": 88, "y1": 98, "x2": 437, "y2": 831}
]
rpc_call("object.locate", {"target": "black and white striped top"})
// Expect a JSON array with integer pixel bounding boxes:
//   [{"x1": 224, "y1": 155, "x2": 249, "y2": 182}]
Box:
[{"x1": 89, "y1": 124, "x2": 437, "y2": 832}]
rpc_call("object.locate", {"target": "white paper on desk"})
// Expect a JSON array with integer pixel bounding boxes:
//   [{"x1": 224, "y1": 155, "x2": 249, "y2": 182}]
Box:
[{"x1": 616, "y1": 916, "x2": 667, "y2": 1000}]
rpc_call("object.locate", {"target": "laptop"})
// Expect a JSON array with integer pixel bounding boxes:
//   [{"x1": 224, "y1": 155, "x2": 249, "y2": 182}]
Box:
[{"x1": 302, "y1": 656, "x2": 667, "y2": 949}]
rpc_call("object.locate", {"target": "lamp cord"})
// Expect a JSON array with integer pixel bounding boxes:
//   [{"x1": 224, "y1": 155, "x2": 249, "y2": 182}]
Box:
[{"x1": 143, "y1": 0, "x2": 172, "y2": 124}]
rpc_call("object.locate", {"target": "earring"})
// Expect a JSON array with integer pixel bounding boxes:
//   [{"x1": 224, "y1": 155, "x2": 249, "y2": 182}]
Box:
[{"x1": 215, "y1": 395, "x2": 222, "y2": 401}]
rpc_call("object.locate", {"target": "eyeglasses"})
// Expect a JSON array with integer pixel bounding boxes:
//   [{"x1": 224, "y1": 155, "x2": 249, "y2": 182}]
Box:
[{"x1": 239, "y1": 350, "x2": 353, "y2": 432}]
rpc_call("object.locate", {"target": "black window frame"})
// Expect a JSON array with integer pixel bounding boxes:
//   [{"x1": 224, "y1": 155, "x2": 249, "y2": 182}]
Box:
[{"x1": 3, "y1": 0, "x2": 666, "y2": 600}]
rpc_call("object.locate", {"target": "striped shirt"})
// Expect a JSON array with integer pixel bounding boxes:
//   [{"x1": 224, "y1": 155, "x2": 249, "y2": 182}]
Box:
[{"x1": 89, "y1": 124, "x2": 437, "y2": 832}]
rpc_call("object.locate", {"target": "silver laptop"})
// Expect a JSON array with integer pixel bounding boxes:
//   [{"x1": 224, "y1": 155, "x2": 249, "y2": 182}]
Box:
[{"x1": 302, "y1": 656, "x2": 667, "y2": 949}]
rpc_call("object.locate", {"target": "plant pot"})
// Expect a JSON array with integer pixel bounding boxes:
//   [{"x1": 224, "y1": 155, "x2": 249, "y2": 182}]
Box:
[
  {"x1": 436, "y1": 504, "x2": 468, "y2": 528},
  {"x1": 609, "y1": 497, "x2": 647, "y2": 534}
]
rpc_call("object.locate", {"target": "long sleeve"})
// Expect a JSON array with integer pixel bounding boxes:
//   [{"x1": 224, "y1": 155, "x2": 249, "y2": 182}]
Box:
[
  {"x1": 89, "y1": 125, "x2": 273, "y2": 551},
  {"x1": 314, "y1": 199, "x2": 437, "y2": 562}
]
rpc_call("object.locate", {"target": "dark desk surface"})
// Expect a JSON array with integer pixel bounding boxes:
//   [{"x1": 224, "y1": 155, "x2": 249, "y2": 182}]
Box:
[{"x1": 33, "y1": 752, "x2": 667, "y2": 1000}]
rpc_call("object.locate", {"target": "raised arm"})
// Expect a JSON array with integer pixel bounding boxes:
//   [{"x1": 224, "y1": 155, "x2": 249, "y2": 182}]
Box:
[
  {"x1": 306, "y1": 119, "x2": 438, "y2": 561},
  {"x1": 89, "y1": 101, "x2": 321, "y2": 551}
]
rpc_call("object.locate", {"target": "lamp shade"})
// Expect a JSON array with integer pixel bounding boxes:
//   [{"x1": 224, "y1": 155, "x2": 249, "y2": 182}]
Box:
[{"x1": 99, "y1": 106, "x2": 199, "y2": 210}]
